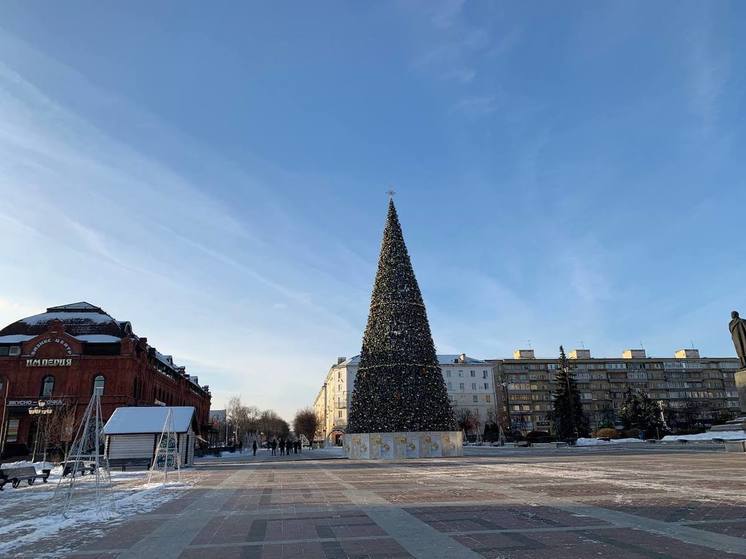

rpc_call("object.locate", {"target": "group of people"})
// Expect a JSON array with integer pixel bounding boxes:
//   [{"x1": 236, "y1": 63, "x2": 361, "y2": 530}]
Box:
[{"x1": 268, "y1": 438, "x2": 302, "y2": 456}]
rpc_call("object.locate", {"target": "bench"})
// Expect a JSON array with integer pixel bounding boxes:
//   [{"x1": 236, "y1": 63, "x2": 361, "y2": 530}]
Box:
[
  {"x1": 62, "y1": 461, "x2": 96, "y2": 477},
  {"x1": 0, "y1": 466, "x2": 51, "y2": 490},
  {"x1": 108, "y1": 458, "x2": 151, "y2": 471}
]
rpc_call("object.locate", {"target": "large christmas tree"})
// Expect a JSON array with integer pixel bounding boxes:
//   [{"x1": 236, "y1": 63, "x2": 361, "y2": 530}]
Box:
[{"x1": 347, "y1": 199, "x2": 455, "y2": 433}]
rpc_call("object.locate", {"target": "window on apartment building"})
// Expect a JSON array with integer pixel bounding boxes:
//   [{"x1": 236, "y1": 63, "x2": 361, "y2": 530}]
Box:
[
  {"x1": 473, "y1": 395, "x2": 478, "y2": 403},
  {"x1": 471, "y1": 383, "x2": 477, "y2": 390},
  {"x1": 458, "y1": 371, "x2": 463, "y2": 377},
  {"x1": 447, "y1": 382, "x2": 452, "y2": 389},
  {"x1": 483, "y1": 382, "x2": 489, "y2": 390},
  {"x1": 470, "y1": 370, "x2": 475, "y2": 377},
  {"x1": 483, "y1": 370, "x2": 488, "y2": 378},
  {"x1": 446, "y1": 370, "x2": 451, "y2": 377},
  {"x1": 338, "y1": 410, "x2": 343, "y2": 418},
  {"x1": 459, "y1": 383, "x2": 464, "y2": 390},
  {"x1": 485, "y1": 395, "x2": 491, "y2": 403}
]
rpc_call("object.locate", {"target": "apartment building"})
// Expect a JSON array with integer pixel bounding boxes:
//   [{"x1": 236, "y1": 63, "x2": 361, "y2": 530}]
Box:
[{"x1": 489, "y1": 348, "x2": 740, "y2": 434}]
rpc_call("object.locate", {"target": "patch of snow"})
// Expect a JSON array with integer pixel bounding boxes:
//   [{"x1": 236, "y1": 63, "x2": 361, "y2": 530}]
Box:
[
  {"x1": 104, "y1": 406, "x2": 195, "y2": 434},
  {"x1": 0, "y1": 460, "x2": 54, "y2": 472},
  {"x1": 74, "y1": 334, "x2": 121, "y2": 343},
  {"x1": 576, "y1": 438, "x2": 645, "y2": 446},
  {"x1": 21, "y1": 311, "x2": 113, "y2": 325},
  {"x1": 661, "y1": 430, "x2": 746, "y2": 442},
  {"x1": 0, "y1": 472, "x2": 195, "y2": 556},
  {"x1": 0, "y1": 334, "x2": 35, "y2": 343}
]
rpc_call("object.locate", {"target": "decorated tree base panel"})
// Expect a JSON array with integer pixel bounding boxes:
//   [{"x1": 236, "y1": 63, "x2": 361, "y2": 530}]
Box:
[{"x1": 344, "y1": 431, "x2": 463, "y2": 460}]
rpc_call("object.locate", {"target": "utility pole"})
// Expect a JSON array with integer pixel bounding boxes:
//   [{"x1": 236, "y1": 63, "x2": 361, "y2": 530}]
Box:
[{"x1": 323, "y1": 382, "x2": 328, "y2": 448}]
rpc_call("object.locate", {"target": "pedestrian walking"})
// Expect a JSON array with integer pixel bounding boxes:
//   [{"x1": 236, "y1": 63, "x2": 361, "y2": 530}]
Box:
[
  {"x1": 271, "y1": 439, "x2": 277, "y2": 456},
  {"x1": 252, "y1": 440, "x2": 257, "y2": 456},
  {"x1": 279, "y1": 439, "x2": 285, "y2": 456},
  {"x1": 294, "y1": 440, "x2": 299, "y2": 454}
]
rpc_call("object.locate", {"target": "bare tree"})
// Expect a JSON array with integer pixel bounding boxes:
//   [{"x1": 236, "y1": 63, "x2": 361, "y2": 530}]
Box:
[
  {"x1": 226, "y1": 396, "x2": 260, "y2": 444},
  {"x1": 41, "y1": 399, "x2": 77, "y2": 461},
  {"x1": 258, "y1": 409, "x2": 290, "y2": 440},
  {"x1": 292, "y1": 408, "x2": 319, "y2": 447},
  {"x1": 455, "y1": 408, "x2": 476, "y2": 435}
]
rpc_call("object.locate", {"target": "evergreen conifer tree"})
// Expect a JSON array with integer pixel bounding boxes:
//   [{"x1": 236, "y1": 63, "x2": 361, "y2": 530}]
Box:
[
  {"x1": 347, "y1": 199, "x2": 455, "y2": 433},
  {"x1": 620, "y1": 388, "x2": 664, "y2": 438},
  {"x1": 551, "y1": 345, "x2": 589, "y2": 441}
]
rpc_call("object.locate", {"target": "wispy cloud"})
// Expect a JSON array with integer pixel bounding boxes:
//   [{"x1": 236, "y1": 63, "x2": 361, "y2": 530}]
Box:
[
  {"x1": 410, "y1": 1, "x2": 502, "y2": 84},
  {"x1": 451, "y1": 95, "x2": 498, "y2": 117},
  {"x1": 0, "y1": 32, "x2": 366, "y2": 417},
  {"x1": 429, "y1": 0, "x2": 466, "y2": 30},
  {"x1": 688, "y1": 23, "x2": 729, "y2": 134}
]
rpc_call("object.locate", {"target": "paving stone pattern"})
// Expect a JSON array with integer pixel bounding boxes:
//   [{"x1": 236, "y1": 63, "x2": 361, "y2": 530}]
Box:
[{"x1": 12, "y1": 448, "x2": 746, "y2": 558}]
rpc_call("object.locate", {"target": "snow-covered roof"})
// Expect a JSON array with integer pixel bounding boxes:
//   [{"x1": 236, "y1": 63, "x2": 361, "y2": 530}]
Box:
[
  {"x1": 155, "y1": 351, "x2": 175, "y2": 368},
  {"x1": 74, "y1": 334, "x2": 122, "y2": 343},
  {"x1": 0, "y1": 334, "x2": 35, "y2": 343},
  {"x1": 20, "y1": 311, "x2": 113, "y2": 326},
  {"x1": 104, "y1": 406, "x2": 196, "y2": 434},
  {"x1": 438, "y1": 354, "x2": 487, "y2": 365},
  {"x1": 47, "y1": 302, "x2": 101, "y2": 312},
  {"x1": 0, "y1": 301, "x2": 125, "y2": 338},
  {"x1": 334, "y1": 354, "x2": 487, "y2": 368}
]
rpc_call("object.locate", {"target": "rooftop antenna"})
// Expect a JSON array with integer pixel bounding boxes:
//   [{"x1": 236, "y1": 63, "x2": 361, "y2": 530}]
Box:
[
  {"x1": 690, "y1": 339, "x2": 696, "y2": 349},
  {"x1": 527, "y1": 339, "x2": 532, "y2": 349},
  {"x1": 640, "y1": 341, "x2": 645, "y2": 350}
]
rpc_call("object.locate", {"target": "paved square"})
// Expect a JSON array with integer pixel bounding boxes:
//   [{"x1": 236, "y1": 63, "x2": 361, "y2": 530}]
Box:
[{"x1": 8, "y1": 446, "x2": 746, "y2": 558}]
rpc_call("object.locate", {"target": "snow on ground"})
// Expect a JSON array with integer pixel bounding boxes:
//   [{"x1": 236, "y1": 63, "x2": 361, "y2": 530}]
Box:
[
  {"x1": 0, "y1": 465, "x2": 197, "y2": 556},
  {"x1": 1, "y1": 460, "x2": 56, "y2": 471},
  {"x1": 576, "y1": 437, "x2": 645, "y2": 446},
  {"x1": 661, "y1": 430, "x2": 746, "y2": 442}
]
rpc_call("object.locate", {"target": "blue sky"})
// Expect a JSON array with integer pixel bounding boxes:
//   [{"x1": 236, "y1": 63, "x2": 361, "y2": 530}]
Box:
[{"x1": 0, "y1": 1, "x2": 744, "y2": 419}]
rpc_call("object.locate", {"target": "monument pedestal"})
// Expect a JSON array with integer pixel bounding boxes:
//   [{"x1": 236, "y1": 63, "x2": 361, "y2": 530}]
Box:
[
  {"x1": 736, "y1": 369, "x2": 746, "y2": 413},
  {"x1": 344, "y1": 431, "x2": 463, "y2": 460}
]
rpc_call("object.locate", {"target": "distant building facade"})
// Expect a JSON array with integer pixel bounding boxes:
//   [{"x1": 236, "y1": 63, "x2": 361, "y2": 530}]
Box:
[
  {"x1": 490, "y1": 348, "x2": 741, "y2": 434},
  {"x1": 314, "y1": 353, "x2": 496, "y2": 444},
  {"x1": 0, "y1": 302, "x2": 212, "y2": 458}
]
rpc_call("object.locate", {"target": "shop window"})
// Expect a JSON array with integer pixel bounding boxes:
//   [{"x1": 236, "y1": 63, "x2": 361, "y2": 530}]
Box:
[
  {"x1": 93, "y1": 375, "x2": 105, "y2": 396},
  {"x1": 41, "y1": 376, "x2": 55, "y2": 398}
]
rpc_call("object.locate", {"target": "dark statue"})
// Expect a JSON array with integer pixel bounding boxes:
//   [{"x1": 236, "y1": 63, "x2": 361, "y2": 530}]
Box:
[{"x1": 729, "y1": 311, "x2": 746, "y2": 368}]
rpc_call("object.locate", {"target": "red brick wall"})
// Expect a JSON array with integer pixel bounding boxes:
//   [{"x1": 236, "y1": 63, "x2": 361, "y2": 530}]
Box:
[{"x1": 0, "y1": 328, "x2": 211, "y2": 452}]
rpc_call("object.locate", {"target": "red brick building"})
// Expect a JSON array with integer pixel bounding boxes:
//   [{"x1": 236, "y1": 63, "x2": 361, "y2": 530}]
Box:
[{"x1": 0, "y1": 302, "x2": 211, "y2": 458}]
